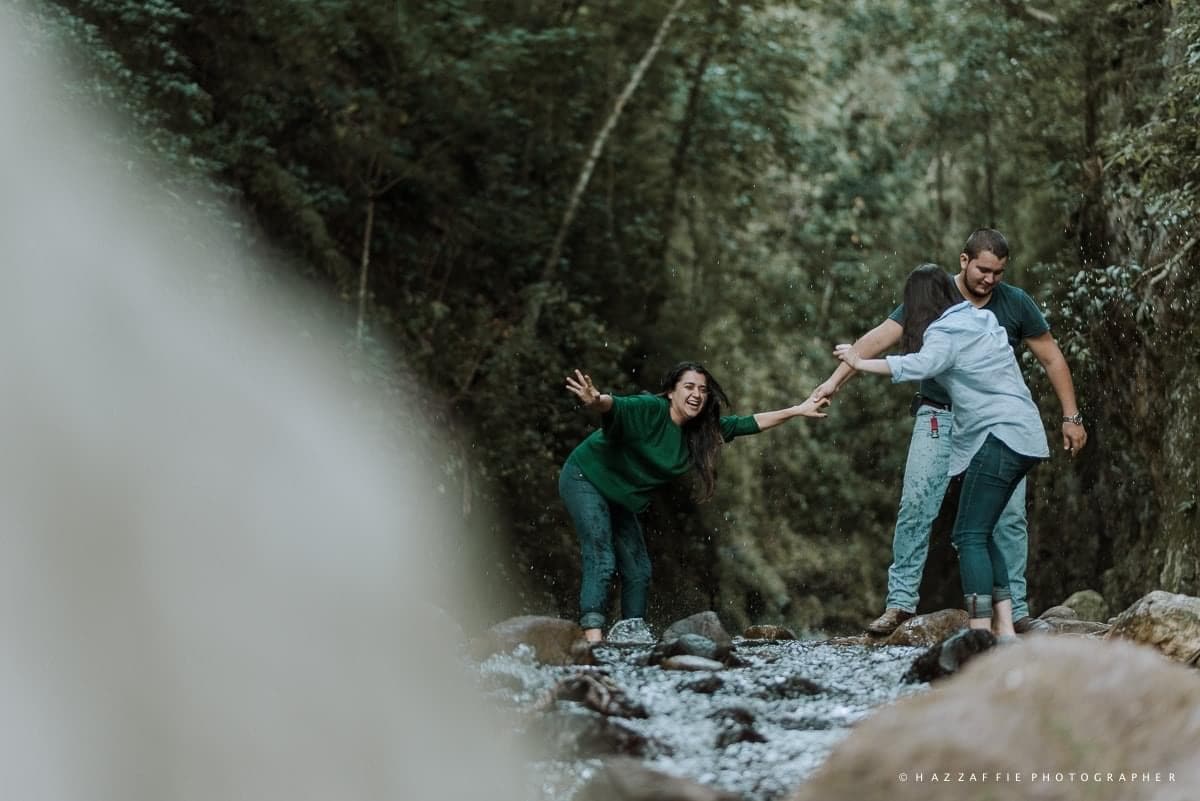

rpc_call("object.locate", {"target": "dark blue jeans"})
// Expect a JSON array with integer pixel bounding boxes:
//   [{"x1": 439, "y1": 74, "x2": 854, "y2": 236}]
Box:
[
  {"x1": 559, "y1": 457, "x2": 651, "y2": 630},
  {"x1": 952, "y1": 434, "x2": 1041, "y2": 618}
]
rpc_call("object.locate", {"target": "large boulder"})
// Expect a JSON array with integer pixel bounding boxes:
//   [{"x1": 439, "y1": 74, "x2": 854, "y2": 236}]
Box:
[
  {"x1": 475, "y1": 615, "x2": 594, "y2": 665},
  {"x1": 1105, "y1": 590, "x2": 1200, "y2": 664},
  {"x1": 789, "y1": 637, "x2": 1200, "y2": 801}
]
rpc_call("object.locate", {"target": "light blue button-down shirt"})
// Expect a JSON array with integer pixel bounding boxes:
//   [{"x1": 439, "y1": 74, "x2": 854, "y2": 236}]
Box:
[{"x1": 886, "y1": 302, "x2": 1050, "y2": 476}]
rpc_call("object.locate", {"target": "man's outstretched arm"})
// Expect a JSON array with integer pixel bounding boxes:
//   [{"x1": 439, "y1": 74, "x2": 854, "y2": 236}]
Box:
[{"x1": 809, "y1": 318, "x2": 903, "y2": 401}]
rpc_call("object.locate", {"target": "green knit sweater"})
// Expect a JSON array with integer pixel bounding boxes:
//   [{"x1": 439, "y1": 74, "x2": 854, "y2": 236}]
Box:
[{"x1": 567, "y1": 394, "x2": 760, "y2": 513}]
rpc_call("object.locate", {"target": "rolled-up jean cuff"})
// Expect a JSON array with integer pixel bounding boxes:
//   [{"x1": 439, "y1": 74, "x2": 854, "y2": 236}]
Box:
[
  {"x1": 964, "y1": 593, "x2": 992, "y2": 620},
  {"x1": 992, "y1": 586, "x2": 1012, "y2": 602},
  {"x1": 580, "y1": 612, "x2": 606, "y2": 630}
]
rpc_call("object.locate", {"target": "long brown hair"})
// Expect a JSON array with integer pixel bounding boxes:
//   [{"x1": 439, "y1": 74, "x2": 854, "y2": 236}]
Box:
[
  {"x1": 659, "y1": 361, "x2": 730, "y2": 503},
  {"x1": 901, "y1": 264, "x2": 960, "y2": 353}
]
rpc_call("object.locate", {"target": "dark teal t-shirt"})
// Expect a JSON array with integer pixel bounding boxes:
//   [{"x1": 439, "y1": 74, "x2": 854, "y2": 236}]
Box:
[
  {"x1": 888, "y1": 280, "x2": 1050, "y2": 405},
  {"x1": 567, "y1": 394, "x2": 760, "y2": 512}
]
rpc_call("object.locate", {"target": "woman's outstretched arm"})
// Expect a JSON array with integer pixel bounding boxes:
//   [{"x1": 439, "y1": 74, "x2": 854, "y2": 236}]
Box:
[
  {"x1": 564, "y1": 369, "x2": 613, "y2": 413},
  {"x1": 751, "y1": 397, "x2": 829, "y2": 431}
]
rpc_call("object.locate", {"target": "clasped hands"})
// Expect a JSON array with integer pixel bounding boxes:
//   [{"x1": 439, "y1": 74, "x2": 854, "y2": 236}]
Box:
[{"x1": 832, "y1": 343, "x2": 862, "y2": 369}]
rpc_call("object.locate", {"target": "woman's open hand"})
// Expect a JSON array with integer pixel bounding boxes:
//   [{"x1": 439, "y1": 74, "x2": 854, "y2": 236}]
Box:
[{"x1": 565, "y1": 369, "x2": 602, "y2": 407}]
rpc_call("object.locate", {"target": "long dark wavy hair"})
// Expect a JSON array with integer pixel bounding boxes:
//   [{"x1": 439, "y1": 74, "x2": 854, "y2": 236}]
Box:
[
  {"x1": 901, "y1": 264, "x2": 961, "y2": 353},
  {"x1": 658, "y1": 361, "x2": 730, "y2": 503}
]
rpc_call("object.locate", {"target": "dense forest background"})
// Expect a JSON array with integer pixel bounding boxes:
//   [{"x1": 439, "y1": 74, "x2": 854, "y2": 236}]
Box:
[{"x1": 21, "y1": 0, "x2": 1198, "y2": 633}]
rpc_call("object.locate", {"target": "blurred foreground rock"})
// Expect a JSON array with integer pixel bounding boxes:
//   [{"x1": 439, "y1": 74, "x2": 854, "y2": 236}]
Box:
[
  {"x1": 478, "y1": 616, "x2": 594, "y2": 665},
  {"x1": 578, "y1": 758, "x2": 741, "y2": 801},
  {"x1": 790, "y1": 637, "x2": 1199, "y2": 801}
]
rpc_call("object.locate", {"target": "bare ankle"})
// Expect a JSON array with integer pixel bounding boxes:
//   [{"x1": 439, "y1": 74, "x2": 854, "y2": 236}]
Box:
[{"x1": 583, "y1": 628, "x2": 603, "y2": 644}]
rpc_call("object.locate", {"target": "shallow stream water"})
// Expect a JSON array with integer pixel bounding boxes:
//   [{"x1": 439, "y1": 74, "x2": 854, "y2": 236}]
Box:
[{"x1": 479, "y1": 638, "x2": 930, "y2": 800}]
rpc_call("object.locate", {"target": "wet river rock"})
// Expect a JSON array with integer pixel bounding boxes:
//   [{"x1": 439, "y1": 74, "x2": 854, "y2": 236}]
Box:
[
  {"x1": 1061, "y1": 589, "x2": 1111, "y2": 622},
  {"x1": 742, "y1": 625, "x2": 798, "y2": 641},
  {"x1": 663, "y1": 611, "x2": 734, "y2": 653},
  {"x1": 900, "y1": 628, "x2": 996, "y2": 684},
  {"x1": 650, "y1": 633, "x2": 730, "y2": 665},
  {"x1": 882, "y1": 608, "x2": 968, "y2": 647},
  {"x1": 1105, "y1": 590, "x2": 1200, "y2": 664},
  {"x1": 661, "y1": 654, "x2": 727, "y2": 672}
]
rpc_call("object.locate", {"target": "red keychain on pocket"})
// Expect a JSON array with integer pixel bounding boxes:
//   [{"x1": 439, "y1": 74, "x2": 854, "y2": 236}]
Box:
[{"x1": 930, "y1": 415, "x2": 940, "y2": 438}]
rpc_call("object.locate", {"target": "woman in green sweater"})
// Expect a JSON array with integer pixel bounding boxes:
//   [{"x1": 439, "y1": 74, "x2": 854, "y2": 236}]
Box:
[{"x1": 562, "y1": 361, "x2": 828, "y2": 643}]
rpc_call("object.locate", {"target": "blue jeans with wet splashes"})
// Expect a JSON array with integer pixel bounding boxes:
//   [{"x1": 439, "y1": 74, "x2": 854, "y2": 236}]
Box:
[
  {"x1": 886, "y1": 407, "x2": 1033, "y2": 619},
  {"x1": 559, "y1": 457, "x2": 651, "y2": 630}
]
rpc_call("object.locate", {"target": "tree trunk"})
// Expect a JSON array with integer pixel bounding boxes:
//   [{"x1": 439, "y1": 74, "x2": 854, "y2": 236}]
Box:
[
  {"x1": 660, "y1": 6, "x2": 717, "y2": 272},
  {"x1": 355, "y1": 195, "x2": 376, "y2": 346},
  {"x1": 541, "y1": 0, "x2": 688, "y2": 288},
  {"x1": 982, "y1": 125, "x2": 996, "y2": 226}
]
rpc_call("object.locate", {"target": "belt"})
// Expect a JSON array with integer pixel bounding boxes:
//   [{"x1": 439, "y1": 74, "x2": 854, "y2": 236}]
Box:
[{"x1": 917, "y1": 395, "x2": 952, "y2": 412}]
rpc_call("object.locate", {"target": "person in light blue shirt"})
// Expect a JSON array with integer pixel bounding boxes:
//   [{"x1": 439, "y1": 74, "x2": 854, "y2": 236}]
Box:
[
  {"x1": 835, "y1": 265, "x2": 1049, "y2": 637},
  {"x1": 811, "y1": 229, "x2": 1086, "y2": 639}
]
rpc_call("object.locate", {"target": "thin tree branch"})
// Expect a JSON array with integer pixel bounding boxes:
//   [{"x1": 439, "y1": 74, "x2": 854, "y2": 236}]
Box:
[{"x1": 542, "y1": 0, "x2": 688, "y2": 283}]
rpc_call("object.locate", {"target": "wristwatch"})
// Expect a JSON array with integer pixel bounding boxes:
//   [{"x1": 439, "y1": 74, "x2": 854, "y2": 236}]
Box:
[{"x1": 1062, "y1": 413, "x2": 1084, "y2": 425}]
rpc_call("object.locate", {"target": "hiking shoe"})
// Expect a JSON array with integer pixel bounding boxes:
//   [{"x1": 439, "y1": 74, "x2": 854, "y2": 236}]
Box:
[
  {"x1": 1014, "y1": 615, "x2": 1053, "y2": 635},
  {"x1": 866, "y1": 608, "x2": 915, "y2": 636}
]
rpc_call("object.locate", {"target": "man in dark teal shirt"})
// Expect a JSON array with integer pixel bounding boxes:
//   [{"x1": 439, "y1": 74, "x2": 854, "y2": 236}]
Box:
[{"x1": 810, "y1": 229, "x2": 1088, "y2": 636}]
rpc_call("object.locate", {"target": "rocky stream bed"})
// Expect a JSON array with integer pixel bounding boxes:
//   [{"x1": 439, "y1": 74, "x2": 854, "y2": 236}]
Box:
[
  {"x1": 481, "y1": 635, "x2": 924, "y2": 800},
  {"x1": 472, "y1": 592, "x2": 1200, "y2": 801}
]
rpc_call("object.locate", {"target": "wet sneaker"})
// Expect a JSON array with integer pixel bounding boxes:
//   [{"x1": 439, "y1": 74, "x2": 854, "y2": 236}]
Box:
[
  {"x1": 866, "y1": 608, "x2": 914, "y2": 636},
  {"x1": 607, "y1": 617, "x2": 655, "y2": 645}
]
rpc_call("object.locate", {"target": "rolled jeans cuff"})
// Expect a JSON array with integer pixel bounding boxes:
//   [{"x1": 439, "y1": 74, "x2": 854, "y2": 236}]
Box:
[
  {"x1": 580, "y1": 612, "x2": 606, "y2": 630},
  {"x1": 964, "y1": 593, "x2": 993, "y2": 620},
  {"x1": 992, "y1": 586, "x2": 1012, "y2": 602}
]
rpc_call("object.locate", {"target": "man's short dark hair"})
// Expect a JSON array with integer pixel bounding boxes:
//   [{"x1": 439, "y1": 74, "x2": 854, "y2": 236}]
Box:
[{"x1": 962, "y1": 228, "x2": 1009, "y2": 261}]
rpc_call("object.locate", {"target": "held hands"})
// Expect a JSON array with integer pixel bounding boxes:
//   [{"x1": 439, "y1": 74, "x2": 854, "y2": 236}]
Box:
[
  {"x1": 565, "y1": 369, "x2": 602, "y2": 408},
  {"x1": 808, "y1": 378, "x2": 839, "y2": 404},
  {"x1": 793, "y1": 397, "x2": 830, "y2": 418},
  {"x1": 832, "y1": 344, "x2": 862, "y2": 370}
]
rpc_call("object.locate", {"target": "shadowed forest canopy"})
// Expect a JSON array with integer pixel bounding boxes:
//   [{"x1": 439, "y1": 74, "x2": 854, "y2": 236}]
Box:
[{"x1": 24, "y1": 0, "x2": 1198, "y2": 631}]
